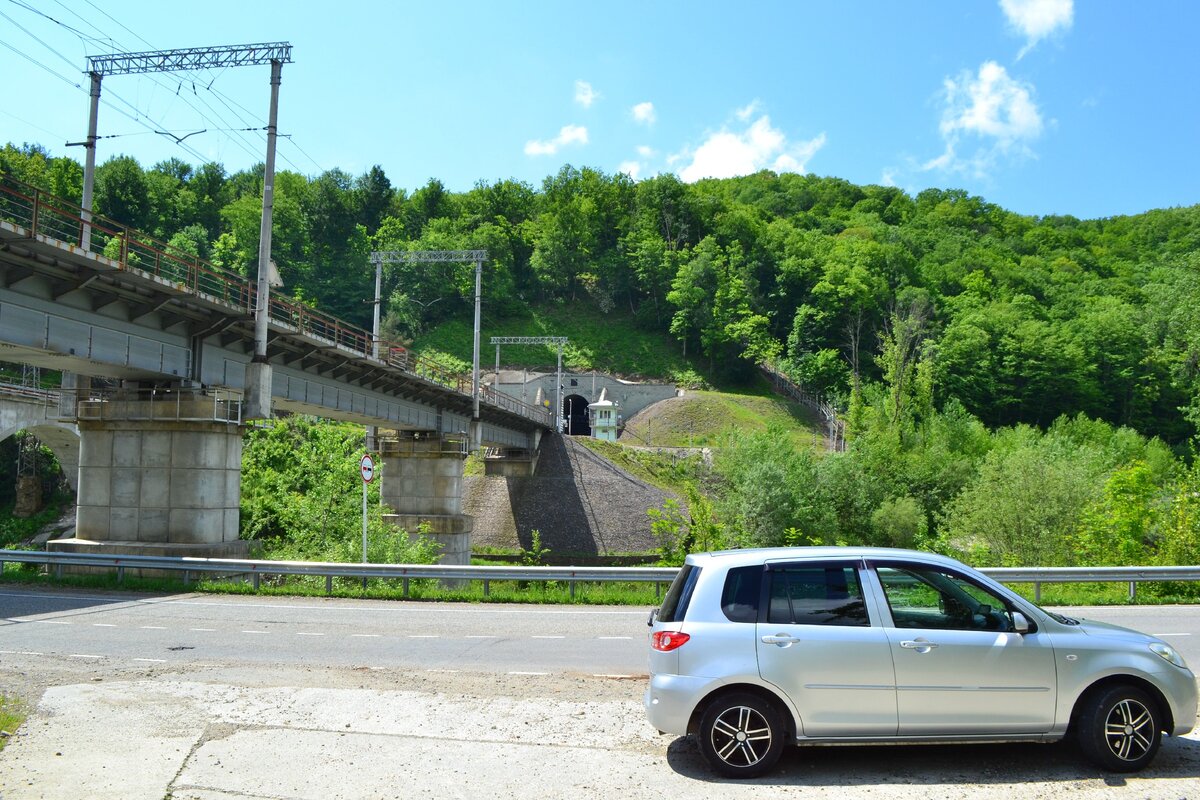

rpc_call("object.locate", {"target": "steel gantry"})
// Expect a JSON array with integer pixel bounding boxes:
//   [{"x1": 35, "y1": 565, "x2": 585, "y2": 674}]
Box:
[
  {"x1": 370, "y1": 250, "x2": 489, "y2": 446},
  {"x1": 490, "y1": 336, "x2": 569, "y2": 433},
  {"x1": 73, "y1": 41, "x2": 294, "y2": 419}
]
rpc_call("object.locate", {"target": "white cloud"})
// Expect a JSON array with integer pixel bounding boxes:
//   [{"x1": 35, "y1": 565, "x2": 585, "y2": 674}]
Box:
[
  {"x1": 524, "y1": 124, "x2": 589, "y2": 156},
  {"x1": 618, "y1": 160, "x2": 642, "y2": 180},
  {"x1": 1000, "y1": 0, "x2": 1073, "y2": 57},
  {"x1": 735, "y1": 100, "x2": 761, "y2": 121},
  {"x1": 676, "y1": 114, "x2": 826, "y2": 183},
  {"x1": 924, "y1": 61, "x2": 1042, "y2": 176},
  {"x1": 636, "y1": 145, "x2": 655, "y2": 158},
  {"x1": 632, "y1": 102, "x2": 656, "y2": 126},
  {"x1": 574, "y1": 80, "x2": 598, "y2": 108}
]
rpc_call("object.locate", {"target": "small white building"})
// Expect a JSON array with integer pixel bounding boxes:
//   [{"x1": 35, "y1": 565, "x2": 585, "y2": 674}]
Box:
[{"x1": 588, "y1": 388, "x2": 619, "y2": 442}]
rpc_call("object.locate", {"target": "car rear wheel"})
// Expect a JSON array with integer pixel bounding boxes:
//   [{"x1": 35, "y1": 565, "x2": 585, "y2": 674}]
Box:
[
  {"x1": 1076, "y1": 685, "x2": 1162, "y2": 772},
  {"x1": 696, "y1": 692, "x2": 785, "y2": 778}
]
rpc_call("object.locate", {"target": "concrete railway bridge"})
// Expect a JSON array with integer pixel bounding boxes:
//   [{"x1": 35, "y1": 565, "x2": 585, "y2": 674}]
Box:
[{"x1": 0, "y1": 174, "x2": 551, "y2": 565}]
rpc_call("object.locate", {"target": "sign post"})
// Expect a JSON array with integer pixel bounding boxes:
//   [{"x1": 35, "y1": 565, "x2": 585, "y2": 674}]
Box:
[{"x1": 359, "y1": 453, "x2": 376, "y2": 579}]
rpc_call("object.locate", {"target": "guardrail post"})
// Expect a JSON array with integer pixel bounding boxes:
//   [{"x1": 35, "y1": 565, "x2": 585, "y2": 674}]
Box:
[
  {"x1": 570, "y1": 579, "x2": 576, "y2": 601},
  {"x1": 403, "y1": 577, "x2": 409, "y2": 598},
  {"x1": 1129, "y1": 581, "x2": 1137, "y2": 602},
  {"x1": 253, "y1": 572, "x2": 260, "y2": 591},
  {"x1": 483, "y1": 579, "x2": 490, "y2": 597},
  {"x1": 55, "y1": 563, "x2": 63, "y2": 580},
  {"x1": 1034, "y1": 582, "x2": 1041, "y2": 604},
  {"x1": 117, "y1": 566, "x2": 124, "y2": 583},
  {"x1": 326, "y1": 575, "x2": 333, "y2": 595}
]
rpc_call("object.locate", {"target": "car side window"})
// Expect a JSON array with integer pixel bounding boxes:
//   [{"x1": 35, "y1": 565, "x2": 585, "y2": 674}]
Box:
[
  {"x1": 765, "y1": 563, "x2": 869, "y2": 626},
  {"x1": 875, "y1": 564, "x2": 1014, "y2": 632},
  {"x1": 721, "y1": 566, "x2": 763, "y2": 623}
]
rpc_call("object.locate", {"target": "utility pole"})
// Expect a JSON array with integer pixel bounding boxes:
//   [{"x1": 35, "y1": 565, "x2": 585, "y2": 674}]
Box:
[
  {"x1": 370, "y1": 250, "x2": 488, "y2": 448},
  {"x1": 74, "y1": 42, "x2": 292, "y2": 257},
  {"x1": 490, "y1": 337, "x2": 568, "y2": 433}
]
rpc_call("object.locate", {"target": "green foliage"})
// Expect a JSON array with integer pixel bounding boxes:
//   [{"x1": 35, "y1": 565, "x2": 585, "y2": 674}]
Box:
[
  {"x1": 0, "y1": 694, "x2": 24, "y2": 749},
  {"x1": 647, "y1": 486, "x2": 728, "y2": 565},
  {"x1": 520, "y1": 529, "x2": 551, "y2": 567},
  {"x1": 239, "y1": 417, "x2": 437, "y2": 565}
]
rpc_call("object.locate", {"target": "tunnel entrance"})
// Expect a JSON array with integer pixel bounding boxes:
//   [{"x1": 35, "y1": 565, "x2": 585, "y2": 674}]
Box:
[{"x1": 562, "y1": 394, "x2": 591, "y2": 436}]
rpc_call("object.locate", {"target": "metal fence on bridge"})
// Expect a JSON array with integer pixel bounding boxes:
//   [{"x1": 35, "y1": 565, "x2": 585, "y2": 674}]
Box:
[{"x1": 0, "y1": 174, "x2": 552, "y2": 429}]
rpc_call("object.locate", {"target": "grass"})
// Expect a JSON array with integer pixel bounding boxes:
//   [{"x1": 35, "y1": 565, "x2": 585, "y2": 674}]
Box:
[
  {"x1": 412, "y1": 304, "x2": 700, "y2": 382},
  {"x1": 622, "y1": 382, "x2": 828, "y2": 452},
  {"x1": 0, "y1": 694, "x2": 24, "y2": 749},
  {"x1": 574, "y1": 438, "x2": 705, "y2": 496}
]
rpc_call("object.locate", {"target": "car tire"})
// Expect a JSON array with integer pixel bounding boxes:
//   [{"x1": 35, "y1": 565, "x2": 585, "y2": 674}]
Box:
[
  {"x1": 696, "y1": 692, "x2": 785, "y2": 778},
  {"x1": 1075, "y1": 685, "x2": 1162, "y2": 772}
]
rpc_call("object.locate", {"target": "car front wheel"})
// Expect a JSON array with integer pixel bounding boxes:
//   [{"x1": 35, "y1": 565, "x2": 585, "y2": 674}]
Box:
[
  {"x1": 1076, "y1": 685, "x2": 1162, "y2": 772},
  {"x1": 696, "y1": 692, "x2": 785, "y2": 778}
]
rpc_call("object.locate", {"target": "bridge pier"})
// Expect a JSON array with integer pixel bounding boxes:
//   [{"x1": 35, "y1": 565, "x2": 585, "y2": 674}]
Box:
[
  {"x1": 379, "y1": 433, "x2": 473, "y2": 573},
  {"x1": 47, "y1": 391, "x2": 248, "y2": 567}
]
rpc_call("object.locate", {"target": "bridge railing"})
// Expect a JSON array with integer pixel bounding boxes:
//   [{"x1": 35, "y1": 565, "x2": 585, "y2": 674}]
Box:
[
  {"x1": 2, "y1": 549, "x2": 1198, "y2": 603},
  {"x1": 0, "y1": 174, "x2": 552, "y2": 428}
]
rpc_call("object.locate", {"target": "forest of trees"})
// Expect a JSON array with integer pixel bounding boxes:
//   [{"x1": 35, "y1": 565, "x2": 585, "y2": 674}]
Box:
[
  {"x1": 4, "y1": 141, "x2": 1200, "y2": 571},
  {"x1": 4, "y1": 141, "x2": 1197, "y2": 446}
]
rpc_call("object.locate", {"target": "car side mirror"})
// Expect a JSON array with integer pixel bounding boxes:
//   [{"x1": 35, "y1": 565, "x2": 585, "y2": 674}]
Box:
[
  {"x1": 648, "y1": 608, "x2": 658, "y2": 627},
  {"x1": 1012, "y1": 611, "x2": 1031, "y2": 634}
]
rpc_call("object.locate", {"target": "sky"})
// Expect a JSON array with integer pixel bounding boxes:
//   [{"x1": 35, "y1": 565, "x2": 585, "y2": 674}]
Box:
[{"x1": 1, "y1": 0, "x2": 1197, "y2": 219}]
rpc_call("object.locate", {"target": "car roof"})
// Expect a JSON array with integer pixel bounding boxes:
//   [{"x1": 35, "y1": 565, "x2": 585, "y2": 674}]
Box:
[{"x1": 684, "y1": 546, "x2": 969, "y2": 570}]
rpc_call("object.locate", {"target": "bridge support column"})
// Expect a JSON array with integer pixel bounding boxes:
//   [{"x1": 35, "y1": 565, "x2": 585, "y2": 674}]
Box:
[
  {"x1": 379, "y1": 434, "x2": 472, "y2": 574},
  {"x1": 47, "y1": 393, "x2": 248, "y2": 567}
]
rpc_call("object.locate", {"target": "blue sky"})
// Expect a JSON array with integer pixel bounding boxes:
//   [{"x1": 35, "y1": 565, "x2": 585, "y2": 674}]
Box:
[{"x1": 2, "y1": 0, "x2": 1197, "y2": 219}]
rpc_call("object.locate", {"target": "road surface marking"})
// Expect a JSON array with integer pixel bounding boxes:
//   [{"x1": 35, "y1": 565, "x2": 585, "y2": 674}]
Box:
[
  {"x1": 1152, "y1": 633, "x2": 1191, "y2": 637},
  {"x1": 407, "y1": 635, "x2": 438, "y2": 639},
  {"x1": 532, "y1": 635, "x2": 564, "y2": 639},
  {"x1": 508, "y1": 671, "x2": 549, "y2": 676},
  {"x1": 134, "y1": 658, "x2": 167, "y2": 663},
  {"x1": 37, "y1": 620, "x2": 70, "y2": 625},
  {"x1": 466, "y1": 635, "x2": 496, "y2": 639},
  {"x1": 190, "y1": 628, "x2": 216, "y2": 632},
  {"x1": 593, "y1": 674, "x2": 634, "y2": 679},
  {"x1": 68, "y1": 654, "x2": 101, "y2": 659},
  {"x1": 295, "y1": 632, "x2": 325, "y2": 636},
  {"x1": 350, "y1": 633, "x2": 381, "y2": 638},
  {"x1": 93, "y1": 623, "x2": 116, "y2": 627},
  {"x1": 241, "y1": 630, "x2": 269, "y2": 635},
  {"x1": 19, "y1": 651, "x2": 43, "y2": 656},
  {"x1": 139, "y1": 626, "x2": 166, "y2": 630}
]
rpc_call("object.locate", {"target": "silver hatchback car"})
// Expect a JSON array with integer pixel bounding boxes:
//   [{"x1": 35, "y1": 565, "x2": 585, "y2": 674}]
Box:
[{"x1": 645, "y1": 547, "x2": 1197, "y2": 777}]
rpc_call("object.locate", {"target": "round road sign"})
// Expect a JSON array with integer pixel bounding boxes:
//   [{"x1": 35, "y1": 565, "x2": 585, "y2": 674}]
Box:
[{"x1": 359, "y1": 453, "x2": 376, "y2": 483}]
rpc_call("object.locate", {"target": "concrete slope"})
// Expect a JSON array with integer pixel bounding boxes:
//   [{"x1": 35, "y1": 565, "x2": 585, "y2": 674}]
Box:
[{"x1": 464, "y1": 433, "x2": 675, "y2": 558}]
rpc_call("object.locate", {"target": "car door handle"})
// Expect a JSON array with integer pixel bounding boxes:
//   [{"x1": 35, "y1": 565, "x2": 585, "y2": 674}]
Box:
[
  {"x1": 761, "y1": 634, "x2": 800, "y2": 647},
  {"x1": 900, "y1": 639, "x2": 939, "y2": 652}
]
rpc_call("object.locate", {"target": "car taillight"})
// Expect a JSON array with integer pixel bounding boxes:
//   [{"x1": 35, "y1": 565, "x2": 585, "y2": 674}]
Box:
[{"x1": 651, "y1": 631, "x2": 690, "y2": 652}]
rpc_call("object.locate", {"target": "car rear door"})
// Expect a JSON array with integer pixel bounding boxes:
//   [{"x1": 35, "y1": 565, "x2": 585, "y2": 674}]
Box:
[
  {"x1": 755, "y1": 558, "x2": 898, "y2": 737},
  {"x1": 869, "y1": 560, "x2": 1057, "y2": 735}
]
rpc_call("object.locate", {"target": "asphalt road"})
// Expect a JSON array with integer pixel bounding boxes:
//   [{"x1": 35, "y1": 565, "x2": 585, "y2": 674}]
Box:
[{"x1": 1, "y1": 586, "x2": 1199, "y2": 800}]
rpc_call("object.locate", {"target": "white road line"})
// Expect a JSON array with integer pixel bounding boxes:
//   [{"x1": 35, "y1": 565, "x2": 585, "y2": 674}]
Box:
[
  {"x1": 427, "y1": 669, "x2": 460, "y2": 674},
  {"x1": 241, "y1": 630, "x2": 269, "y2": 635},
  {"x1": 37, "y1": 620, "x2": 70, "y2": 625},
  {"x1": 190, "y1": 628, "x2": 216, "y2": 632},
  {"x1": 19, "y1": 651, "x2": 43, "y2": 656},
  {"x1": 93, "y1": 623, "x2": 117, "y2": 627},
  {"x1": 1152, "y1": 633, "x2": 1192, "y2": 637},
  {"x1": 407, "y1": 635, "x2": 438, "y2": 639},
  {"x1": 295, "y1": 632, "x2": 324, "y2": 636},
  {"x1": 350, "y1": 633, "x2": 381, "y2": 638},
  {"x1": 508, "y1": 671, "x2": 549, "y2": 676},
  {"x1": 0, "y1": 650, "x2": 16, "y2": 654},
  {"x1": 465, "y1": 635, "x2": 496, "y2": 639},
  {"x1": 139, "y1": 626, "x2": 166, "y2": 630},
  {"x1": 593, "y1": 674, "x2": 634, "y2": 679},
  {"x1": 133, "y1": 658, "x2": 167, "y2": 663},
  {"x1": 598, "y1": 636, "x2": 632, "y2": 640},
  {"x1": 532, "y1": 635, "x2": 564, "y2": 639},
  {"x1": 68, "y1": 654, "x2": 101, "y2": 659}
]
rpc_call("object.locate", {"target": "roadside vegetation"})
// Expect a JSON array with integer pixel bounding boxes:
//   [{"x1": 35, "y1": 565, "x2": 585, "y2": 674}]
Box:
[{"x1": 0, "y1": 694, "x2": 24, "y2": 749}]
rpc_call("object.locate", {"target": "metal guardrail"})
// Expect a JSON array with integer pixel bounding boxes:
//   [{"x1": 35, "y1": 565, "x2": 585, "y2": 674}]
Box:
[
  {"x1": 0, "y1": 174, "x2": 553, "y2": 430},
  {"x1": 2, "y1": 550, "x2": 1199, "y2": 602}
]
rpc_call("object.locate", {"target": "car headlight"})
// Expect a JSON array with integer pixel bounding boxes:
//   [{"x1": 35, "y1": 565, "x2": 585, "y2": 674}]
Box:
[{"x1": 1150, "y1": 642, "x2": 1188, "y2": 669}]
